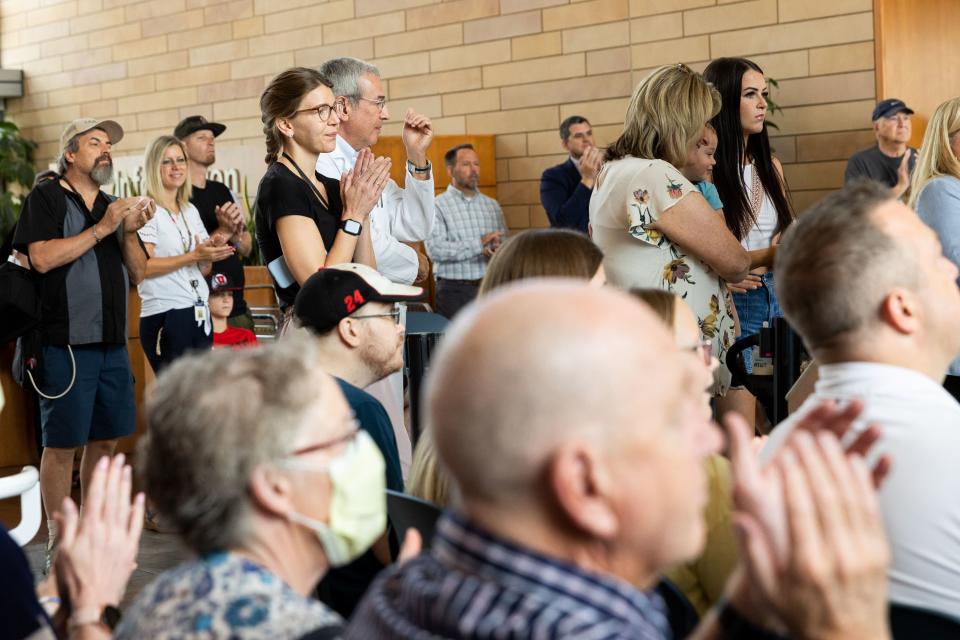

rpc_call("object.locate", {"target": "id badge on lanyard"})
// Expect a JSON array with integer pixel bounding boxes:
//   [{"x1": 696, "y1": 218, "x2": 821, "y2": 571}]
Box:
[{"x1": 191, "y1": 279, "x2": 207, "y2": 323}]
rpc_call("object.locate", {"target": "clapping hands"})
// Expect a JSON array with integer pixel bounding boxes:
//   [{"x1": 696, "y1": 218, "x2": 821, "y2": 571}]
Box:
[{"x1": 341, "y1": 148, "x2": 392, "y2": 222}]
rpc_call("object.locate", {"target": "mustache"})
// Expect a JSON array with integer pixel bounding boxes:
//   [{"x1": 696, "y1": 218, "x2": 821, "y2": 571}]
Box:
[{"x1": 96, "y1": 154, "x2": 112, "y2": 164}]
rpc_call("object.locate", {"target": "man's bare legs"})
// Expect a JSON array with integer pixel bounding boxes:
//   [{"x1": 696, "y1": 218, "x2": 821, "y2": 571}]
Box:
[
  {"x1": 40, "y1": 439, "x2": 119, "y2": 569},
  {"x1": 39, "y1": 446, "x2": 77, "y2": 570},
  {"x1": 79, "y1": 438, "x2": 119, "y2": 504}
]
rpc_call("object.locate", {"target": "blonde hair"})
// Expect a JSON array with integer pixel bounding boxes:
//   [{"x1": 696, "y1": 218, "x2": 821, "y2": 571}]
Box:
[
  {"x1": 605, "y1": 64, "x2": 721, "y2": 168},
  {"x1": 406, "y1": 430, "x2": 452, "y2": 508},
  {"x1": 908, "y1": 97, "x2": 960, "y2": 209},
  {"x1": 144, "y1": 135, "x2": 192, "y2": 207}
]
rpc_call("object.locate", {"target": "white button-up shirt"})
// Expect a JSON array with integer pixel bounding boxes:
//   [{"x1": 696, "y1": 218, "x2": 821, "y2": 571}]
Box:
[
  {"x1": 761, "y1": 362, "x2": 960, "y2": 619},
  {"x1": 316, "y1": 135, "x2": 435, "y2": 284}
]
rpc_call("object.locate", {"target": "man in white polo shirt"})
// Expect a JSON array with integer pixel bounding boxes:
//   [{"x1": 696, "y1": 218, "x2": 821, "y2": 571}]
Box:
[
  {"x1": 762, "y1": 180, "x2": 960, "y2": 619},
  {"x1": 316, "y1": 56, "x2": 436, "y2": 476}
]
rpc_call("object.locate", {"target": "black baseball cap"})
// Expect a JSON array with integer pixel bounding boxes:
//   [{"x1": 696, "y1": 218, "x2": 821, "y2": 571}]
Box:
[
  {"x1": 295, "y1": 263, "x2": 425, "y2": 334},
  {"x1": 207, "y1": 269, "x2": 240, "y2": 293},
  {"x1": 872, "y1": 99, "x2": 914, "y2": 121},
  {"x1": 174, "y1": 115, "x2": 226, "y2": 139}
]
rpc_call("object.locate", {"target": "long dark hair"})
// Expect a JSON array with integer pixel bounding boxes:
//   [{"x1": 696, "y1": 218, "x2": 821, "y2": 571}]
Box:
[{"x1": 703, "y1": 57, "x2": 793, "y2": 241}]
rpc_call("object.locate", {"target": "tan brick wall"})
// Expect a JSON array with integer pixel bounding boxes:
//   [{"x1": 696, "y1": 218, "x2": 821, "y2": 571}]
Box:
[{"x1": 2, "y1": 0, "x2": 877, "y2": 227}]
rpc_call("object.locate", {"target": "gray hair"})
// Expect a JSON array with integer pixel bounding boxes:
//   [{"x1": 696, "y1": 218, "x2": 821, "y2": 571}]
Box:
[
  {"x1": 319, "y1": 57, "x2": 380, "y2": 104},
  {"x1": 140, "y1": 334, "x2": 329, "y2": 554},
  {"x1": 56, "y1": 134, "x2": 81, "y2": 175},
  {"x1": 776, "y1": 180, "x2": 917, "y2": 352}
]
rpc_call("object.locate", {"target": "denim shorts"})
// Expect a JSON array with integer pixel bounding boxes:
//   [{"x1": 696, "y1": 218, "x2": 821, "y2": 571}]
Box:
[
  {"x1": 38, "y1": 344, "x2": 136, "y2": 448},
  {"x1": 732, "y1": 272, "x2": 783, "y2": 372}
]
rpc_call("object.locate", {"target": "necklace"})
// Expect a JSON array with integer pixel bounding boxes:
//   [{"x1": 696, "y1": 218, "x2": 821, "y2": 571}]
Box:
[
  {"x1": 166, "y1": 205, "x2": 193, "y2": 254},
  {"x1": 281, "y1": 152, "x2": 329, "y2": 209},
  {"x1": 748, "y1": 163, "x2": 764, "y2": 229}
]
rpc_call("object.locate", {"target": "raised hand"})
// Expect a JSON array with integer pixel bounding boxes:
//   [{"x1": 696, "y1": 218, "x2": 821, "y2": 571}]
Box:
[
  {"x1": 53, "y1": 454, "x2": 145, "y2": 614},
  {"x1": 401, "y1": 108, "x2": 433, "y2": 161},
  {"x1": 214, "y1": 201, "x2": 244, "y2": 237},
  {"x1": 579, "y1": 145, "x2": 603, "y2": 186}
]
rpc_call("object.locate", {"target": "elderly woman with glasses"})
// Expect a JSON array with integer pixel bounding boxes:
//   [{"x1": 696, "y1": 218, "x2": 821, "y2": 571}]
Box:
[
  {"x1": 113, "y1": 334, "x2": 389, "y2": 639},
  {"x1": 254, "y1": 67, "x2": 392, "y2": 327},
  {"x1": 138, "y1": 135, "x2": 235, "y2": 373},
  {"x1": 590, "y1": 64, "x2": 750, "y2": 397}
]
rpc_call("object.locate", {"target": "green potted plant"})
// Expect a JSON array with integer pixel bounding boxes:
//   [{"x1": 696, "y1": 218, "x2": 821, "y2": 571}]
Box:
[{"x1": 0, "y1": 120, "x2": 38, "y2": 243}]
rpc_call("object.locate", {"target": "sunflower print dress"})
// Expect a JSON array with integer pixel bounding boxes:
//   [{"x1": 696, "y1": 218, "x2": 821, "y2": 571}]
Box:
[{"x1": 590, "y1": 157, "x2": 736, "y2": 395}]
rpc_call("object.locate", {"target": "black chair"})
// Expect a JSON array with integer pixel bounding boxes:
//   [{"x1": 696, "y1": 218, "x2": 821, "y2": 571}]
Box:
[
  {"x1": 726, "y1": 316, "x2": 806, "y2": 427},
  {"x1": 890, "y1": 603, "x2": 960, "y2": 639},
  {"x1": 386, "y1": 489, "x2": 443, "y2": 555},
  {"x1": 404, "y1": 312, "x2": 449, "y2": 445}
]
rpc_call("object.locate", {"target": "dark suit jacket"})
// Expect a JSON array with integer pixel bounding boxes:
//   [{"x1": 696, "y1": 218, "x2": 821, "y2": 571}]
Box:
[{"x1": 540, "y1": 158, "x2": 591, "y2": 233}]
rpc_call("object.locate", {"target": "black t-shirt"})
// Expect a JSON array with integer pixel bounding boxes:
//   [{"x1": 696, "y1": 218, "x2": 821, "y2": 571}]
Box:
[
  {"x1": 844, "y1": 145, "x2": 917, "y2": 188},
  {"x1": 254, "y1": 162, "x2": 342, "y2": 308},
  {"x1": 190, "y1": 180, "x2": 248, "y2": 317},
  {"x1": 13, "y1": 179, "x2": 129, "y2": 346}
]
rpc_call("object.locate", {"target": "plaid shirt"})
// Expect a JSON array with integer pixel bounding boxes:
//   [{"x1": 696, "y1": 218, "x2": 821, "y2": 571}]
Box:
[
  {"x1": 426, "y1": 184, "x2": 507, "y2": 280},
  {"x1": 346, "y1": 512, "x2": 671, "y2": 640}
]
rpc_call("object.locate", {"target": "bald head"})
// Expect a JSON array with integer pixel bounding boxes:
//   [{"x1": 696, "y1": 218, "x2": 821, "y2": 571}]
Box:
[{"x1": 425, "y1": 281, "x2": 688, "y2": 507}]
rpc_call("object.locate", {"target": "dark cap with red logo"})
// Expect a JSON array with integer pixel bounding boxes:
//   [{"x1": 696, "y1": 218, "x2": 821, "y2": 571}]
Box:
[
  {"x1": 207, "y1": 269, "x2": 240, "y2": 293},
  {"x1": 294, "y1": 263, "x2": 424, "y2": 334}
]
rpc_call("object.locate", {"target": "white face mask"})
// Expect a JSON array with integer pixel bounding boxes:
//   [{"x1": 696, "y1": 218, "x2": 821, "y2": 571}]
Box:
[{"x1": 286, "y1": 430, "x2": 387, "y2": 567}]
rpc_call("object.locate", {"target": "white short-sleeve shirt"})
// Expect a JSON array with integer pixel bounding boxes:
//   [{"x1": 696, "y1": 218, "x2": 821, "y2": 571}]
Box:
[{"x1": 137, "y1": 203, "x2": 210, "y2": 317}]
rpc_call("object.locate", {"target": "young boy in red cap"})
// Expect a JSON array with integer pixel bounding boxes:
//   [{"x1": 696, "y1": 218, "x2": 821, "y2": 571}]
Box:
[{"x1": 208, "y1": 269, "x2": 257, "y2": 348}]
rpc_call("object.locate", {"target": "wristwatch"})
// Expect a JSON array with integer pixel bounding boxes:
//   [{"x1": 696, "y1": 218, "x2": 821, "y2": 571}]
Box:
[
  {"x1": 341, "y1": 219, "x2": 362, "y2": 236},
  {"x1": 68, "y1": 604, "x2": 122, "y2": 632},
  {"x1": 406, "y1": 159, "x2": 431, "y2": 175}
]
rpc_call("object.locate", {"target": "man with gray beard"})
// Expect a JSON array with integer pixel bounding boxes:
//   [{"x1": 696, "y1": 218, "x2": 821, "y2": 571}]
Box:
[{"x1": 13, "y1": 118, "x2": 156, "y2": 566}]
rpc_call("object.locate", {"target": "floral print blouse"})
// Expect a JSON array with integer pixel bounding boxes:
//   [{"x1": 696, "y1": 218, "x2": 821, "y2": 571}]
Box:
[
  {"x1": 590, "y1": 157, "x2": 736, "y2": 395},
  {"x1": 113, "y1": 551, "x2": 343, "y2": 639}
]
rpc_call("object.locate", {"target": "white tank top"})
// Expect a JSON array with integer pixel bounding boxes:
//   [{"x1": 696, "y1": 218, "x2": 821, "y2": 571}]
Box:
[{"x1": 741, "y1": 164, "x2": 778, "y2": 252}]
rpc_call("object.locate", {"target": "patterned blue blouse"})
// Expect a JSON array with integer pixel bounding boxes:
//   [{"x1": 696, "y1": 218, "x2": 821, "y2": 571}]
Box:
[{"x1": 114, "y1": 551, "x2": 343, "y2": 639}]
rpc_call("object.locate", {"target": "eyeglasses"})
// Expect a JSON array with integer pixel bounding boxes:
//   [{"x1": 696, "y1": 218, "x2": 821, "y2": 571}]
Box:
[
  {"x1": 352, "y1": 308, "x2": 401, "y2": 324},
  {"x1": 295, "y1": 98, "x2": 346, "y2": 122},
  {"x1": 357, "y1": 96, "x2": 387, "y2": 112},
  {"x1": 685, "y1": 338, "x2": 713, "y2": 367},
  {"x1": 161, "y1": 158, "x2": 187, "y2": 167},
  {"x1": 289, "y1": 424, "x2": 360, "y2": 458}
]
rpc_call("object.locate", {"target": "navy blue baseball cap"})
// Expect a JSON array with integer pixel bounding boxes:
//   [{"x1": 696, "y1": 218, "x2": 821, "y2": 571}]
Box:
[{"x1": 872, "y1": 99, "x2": 914, "y2": 121}]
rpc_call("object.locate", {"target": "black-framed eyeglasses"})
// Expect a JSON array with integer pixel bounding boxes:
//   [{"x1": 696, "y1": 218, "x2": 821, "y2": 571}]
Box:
[
  {"x1": 352, "y1": 308, "x2": 401, "y2": 324},
  {"x1": 294, "y1": 98, "x2": 346, "y2": 122},
  {"x1": 357, "y1": 96, "x2": 387, "y2": 112}
]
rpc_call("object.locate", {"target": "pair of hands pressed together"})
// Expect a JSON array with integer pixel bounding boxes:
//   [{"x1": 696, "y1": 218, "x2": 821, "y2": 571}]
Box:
[
  {"x1": 99, "y1": 196, "x2": 157, "y2": 237},
  {"x1": 214, "y1": 200, "x2": 246, "y2": 241},
  {"x1": 45, "y1": 454, "x2": 144, "y2": 636},
  {"x1": 578, "y1": 145, "x2": 603, "y2": 188},
  {"x1": 340, "y1": 147, "x2": 392, "y2": 224},
  {"x1": 720, "y1": 401, "x2": 892, "y2": 639}
]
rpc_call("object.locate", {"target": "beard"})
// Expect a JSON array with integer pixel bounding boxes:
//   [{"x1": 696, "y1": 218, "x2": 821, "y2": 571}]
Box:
[
  {"x1": 90, "y1": 159, "x2": 114, "y2": 186},
  {"x1": 456, "y1": 175, "x2": 479, "y2": 191},
  {"x1": 359, "y1": 336, "x2": 403, "y2": 382}
]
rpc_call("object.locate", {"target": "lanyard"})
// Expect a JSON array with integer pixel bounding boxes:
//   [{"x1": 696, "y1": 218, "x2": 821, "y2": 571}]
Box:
[
  {"x1": 166, "y1": 206, "x2": 193, "y2": 254},
  {"x1": 281, "y1": 152, "x2": 329, "y2": 209}
]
